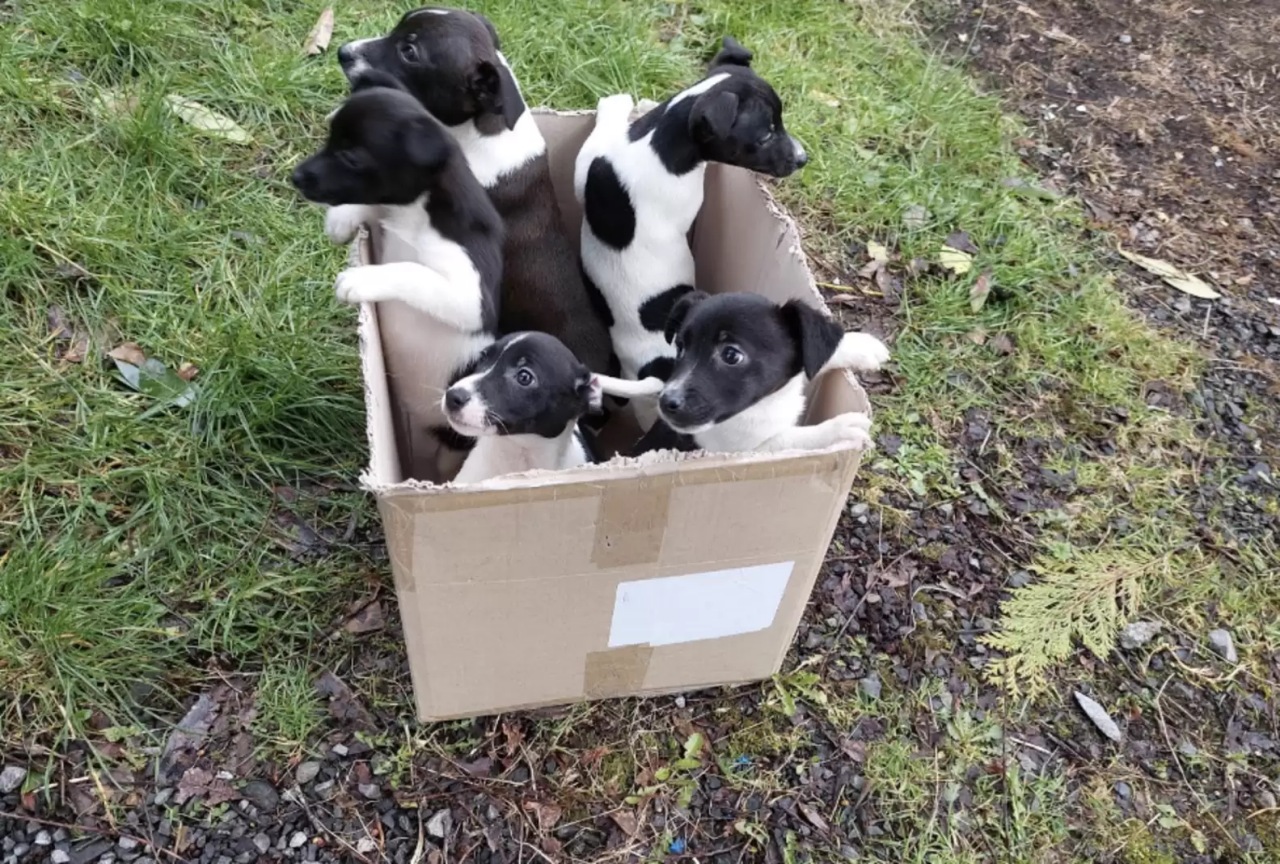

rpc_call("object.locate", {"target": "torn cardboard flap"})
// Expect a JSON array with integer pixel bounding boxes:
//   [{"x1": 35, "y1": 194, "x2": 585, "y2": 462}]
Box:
[{"x1": 353, "y1": 110, "x2": 873, "y2": 721}]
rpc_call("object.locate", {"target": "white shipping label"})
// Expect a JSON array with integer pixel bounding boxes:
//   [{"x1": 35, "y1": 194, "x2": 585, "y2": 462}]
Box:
[{"x1": 607, "y1": 561, "x2": 796, "y2": 648}]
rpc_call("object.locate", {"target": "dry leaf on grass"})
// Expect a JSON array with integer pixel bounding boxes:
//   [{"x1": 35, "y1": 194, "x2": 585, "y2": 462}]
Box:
[
  {"x1": 343, "y1": 600, "x2": 385, "y2": 634},
  {"x1": 798, "y1": 802, "x2": 830, "y2": 833},
  {"x1": 164, "y1": 95, "x2": 253, "y2": 144},
  {"x1": 944, "y1": 230, "x2": 980, "y2": 254},
  {"x1": 967, "y1": 328, "x2": 988, "y2": 345},
  {"x1": 807, "y1": 88, "x2": 840, "y2": 108},
  {"x1": 1074, "y1": 691, "x2": 1123, "y2": 742},
  {"x1": 523, "y1": 800, "x2": 563, "y2": 832},
  {"x1": 970, "y1": 270, "x2": 994, "y2": 312},
  {"x1": 611, "y1": 810, "x2": 639, "y2": 836},
  {"x1": 1116, "y1": 247, "x2": 1220, "y2": 299},
  {"x1": 939, "y1": 245, "x2": 973, "y2": 275},
  {"x1": 902, "y1": 204, "x2": 929, "y2": 231},
  {"x1": 108, "y1": 341, "x2": 147, "y2": 366},
  {"x1": 865, "y1": 240, "x2": 889, "y2": 263},
  {"x1": 303, "y1": 7, "x2": 335, "y2": 55},
  {"x1": 177, "y1": 362, "x2": 200, "y2": 381},
  {"x1": 990, "y1": 333, "x2": 1016, "y2": 355}
]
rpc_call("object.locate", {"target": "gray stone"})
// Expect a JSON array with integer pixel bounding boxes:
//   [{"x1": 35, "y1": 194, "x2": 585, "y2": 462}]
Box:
[
  {"x1": 289, "y1": 832, "x2": 308, "y2": 850},
  {"x1": 1118, "y1": 33, "x2": 1132, "y2": 44},
  {"x1": 425, "y1": 808, "x2": 452, "y2": 839},
  {"x1": 117, "y1": 837, "x2": 139, "y2": 851},
  {"x1": 357, "y1": 783, "x2": 381, "y2": 800},
  {"x1": 52, "y1": 851, "x2": 71, "y2": 864},
  {"x1": 312, "y1": 780, "x2": 335, "y2": 796},
  {"x1": 1119, "y1": 621, "x2": 1161, "y2": 650},
  {"x1": 152, "y1": 788, "x2": 172, "y2": 807},
  {"x1": 1209, "y1": 629, "x2": 1238, "y2": 662},
  {"x1": 356, "y1": 838, "x2": 377, "y2": 855},
  {"x1": 253, "y1": 835, "x2": 270, "y2": 855},
  {"x1": 240, "y1": 779, "x2": 279, "y2": 812},
  {"x1": 1074, "y1": 691, "x2": 1122, "y2": 742},
  {"x1": 35, "y1": 832, "x2": 52, "y2": 846},
  {"x1": 859, "y1": 675, "x2": 882, "y2": 700},
  {"x1": 1008, "y1": 570, "x2": 1032, "y2": 589},
  {"x1": 331, "y1": 744, "x2": 349, "y2": 757},
  {"x1": 0, "y1": 766, "x2": 26, "y2": 794},
  {"x1": 295, "y1": 762, "x2": 321, "y2": 785}
]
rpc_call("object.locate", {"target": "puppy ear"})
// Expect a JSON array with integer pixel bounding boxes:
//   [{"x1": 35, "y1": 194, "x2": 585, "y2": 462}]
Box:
[
  {"x1": 349, "y1": 69, "x2": 407, "y2": 94},
  {"x1": 473, "y1": 12, "x2": 502, "y2": 49},
  {"x1": 664, "y1": 290, "x2": 710, "y2": 344},
  {"x1": 403, "y1": 117, "x2": 450, "y2": 171},
  {"x1": 781, "y1": 300, "x2": 845, "y2": 379},
  {"x1": 473, "y1": 60, "x2": 524, "y2": 131},
  {"x1": 710, "y1": 36, "x2": 753, "y2": 69},
  {"x1": 578, "y1": 371, "x2": 604, "y2": 414},
  {"x1": 689, "y1": 89, "x2": 739, "y2": 143}
]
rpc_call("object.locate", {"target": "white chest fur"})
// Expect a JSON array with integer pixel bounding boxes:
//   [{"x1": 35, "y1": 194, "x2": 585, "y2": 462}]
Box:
[
  {"x1": 453, "y1": 425, "x2": 589, "y2": 484},
  {"x1": 693, "y1": 374, "x2": 808, "y2": 453}
]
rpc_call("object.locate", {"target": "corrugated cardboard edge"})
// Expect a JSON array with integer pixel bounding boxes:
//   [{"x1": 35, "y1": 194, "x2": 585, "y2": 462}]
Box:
[{"x1": 351, "y1": 107, "x2": 872, "y2": 494}]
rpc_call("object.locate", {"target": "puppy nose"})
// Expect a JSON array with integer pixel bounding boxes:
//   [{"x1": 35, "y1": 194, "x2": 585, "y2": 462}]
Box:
[
  {"x1": 659, "y1": 390, "x2": 684, "y2": 414},
  {"x1": 791, "y1": 136, "x2": 809, "y2": 168},
  {"x1": 445, "y1": 387, "x2": 471, "y2": 412},
  {"x1": 289, "y1": 164, "x2": 310, "y2": 190},
  {"x1": 337, "y1": 42, "x2": 356, "y2": 67}
]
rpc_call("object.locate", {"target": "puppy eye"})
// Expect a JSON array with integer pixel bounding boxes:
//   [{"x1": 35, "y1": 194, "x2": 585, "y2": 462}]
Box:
[
  {"x1": 515, "y1": 368, "x2": 536, "y2": 387},
  {"x1": 399, "y1": 41, "x2": 419, "y2": 61},
  {"x1": 759, "y1": 128, "x2": 775, "y2": 145},
  {"x1": 720, "y1": 346, "x2": 744, "y2": 365},
  {"x1": 337, "y1": 150, "x2": 362, "y2": 169}
]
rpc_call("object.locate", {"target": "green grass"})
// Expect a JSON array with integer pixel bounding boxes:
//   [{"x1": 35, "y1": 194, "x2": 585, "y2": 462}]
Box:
[{"x1": 2, "y1": 0, "x2": 1276, "y2": 859}]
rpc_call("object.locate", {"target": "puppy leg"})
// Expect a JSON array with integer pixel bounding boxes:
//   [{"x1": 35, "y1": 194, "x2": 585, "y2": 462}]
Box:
[
  {"x1": 324, "y1": 205, "x2": 376, "y2": 245},
  {"x1": 334, "y1": 263, "x2": 485, "y2": 332},
  {"x1": 760, "y1": 412, "x2": 874, "y2": 452},
  {"x1": 822, "y1": 333, "x2": 891, "y2": 373}
]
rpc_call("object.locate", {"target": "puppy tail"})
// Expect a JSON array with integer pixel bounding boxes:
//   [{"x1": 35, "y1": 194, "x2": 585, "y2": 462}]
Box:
[
  {"x1": 595, "y1": 93, "x2": 636, "y2": 128},
  {"x1": 595, "y1": 374, "x2": 664, "y2": 400}
]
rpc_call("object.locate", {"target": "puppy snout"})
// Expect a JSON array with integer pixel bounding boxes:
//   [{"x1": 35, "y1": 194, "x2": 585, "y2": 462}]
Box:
[
  {"x1": 659, "y1": 390, "x2": 685, "y2": 415},
  {"x1": 445, "y1": 387, "x2": 471, "y2": 412},
  {"x1": 337, "y1": 42, "x2": 357, "y2": 68},
  {"x1": 290, "y1": 163, "x2": 313, "y2": 192},
  {"x1": 790, "y1": 136, "x2": 808, "y2": 168}
]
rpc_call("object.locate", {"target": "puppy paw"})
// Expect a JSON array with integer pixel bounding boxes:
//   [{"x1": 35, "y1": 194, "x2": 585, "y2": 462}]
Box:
[
  {"x1": 829, "y1": 411, "x2": 875, "y2": 450},
  {"x1": 334, "y1": 266, "x2": 388, "y2": 305},
  {"x1": 324, "y1": 205, "x2": 369, "y2": 245},
  {"x1": 833, "y1": 332, "x2": 891, "y2": 372}
]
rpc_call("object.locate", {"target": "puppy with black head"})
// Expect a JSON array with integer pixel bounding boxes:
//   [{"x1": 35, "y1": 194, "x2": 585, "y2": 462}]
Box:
[
  {"x1": 632, "y1": 292, "x2": 889, "y2": 456},
  {"x1": 574, "y1": 37, "x2": 808, "y2": 429},
  {"x1": 443, "y1": 333, "x2": 661, "y2": 484},
  {"x1": 292, "y1": 70, "x2": 504, "y2": 479},
  {"x1": 329, "y1": 7, "x2": 615, "y2": 381}
]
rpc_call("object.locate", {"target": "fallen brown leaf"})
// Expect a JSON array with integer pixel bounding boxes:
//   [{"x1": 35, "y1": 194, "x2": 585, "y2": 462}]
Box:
[
  {"x1": 611, "y1": 810, "x2": 639, "y2": 836},
  {"x1": 303, "y1": 7, "x2": 335, "y2": 55},
  {"x1": 945, "y1": 230, "x2": 980, "y2": 255},
  {"x1": 967, "y1": 328, "x2": 988, "y2": 345},
  {"x1": 316, "y1": 670, "x2": 375, "y2": 729},
  {"x1": 343, "y1": 599, "x2": 385, "y2": 635},
  {"x1": 502, "y1": 720, "x2": 525, "y2": 759},
  {"x1": 970, "y1": 270, "x2": 994, "y2": 312},
  {"x1": 177, "y1": 362, "x2": 200, "y2": 381},
  {"x1": 524, "y1": 800, "x2": 564, "y2": 832},
  {"x1": 108, "y1": 341, "x2": 147, "y2": 366},
  {"x1": 990, "y1": 333, "x2": 1016, "y2": 355},
  {"x1": 1116, "y1": 247, "x2": 1220, "y2": 299},
  {"x1": 798, "y1": 802, "x2": 830, "y2": 833}
]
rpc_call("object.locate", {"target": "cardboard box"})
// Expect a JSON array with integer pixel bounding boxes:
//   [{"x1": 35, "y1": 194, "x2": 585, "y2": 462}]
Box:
[{"x1": 352, "y1": 111, "x2": 871, "y2": 721}]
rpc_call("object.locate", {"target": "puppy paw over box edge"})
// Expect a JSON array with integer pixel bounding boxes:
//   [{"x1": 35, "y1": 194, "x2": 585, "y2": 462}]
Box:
[{"x1": 348, "y1": 109, "x2": 872, "y2": 722}]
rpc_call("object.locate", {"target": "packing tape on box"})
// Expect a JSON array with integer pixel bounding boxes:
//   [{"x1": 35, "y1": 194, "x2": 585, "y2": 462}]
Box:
[
  {"x1": 591, "y1": 481, "x2": 671, "y2": 568},
  {"x1": 582, "y1": 644, "x2": 654, "y2": 699}
]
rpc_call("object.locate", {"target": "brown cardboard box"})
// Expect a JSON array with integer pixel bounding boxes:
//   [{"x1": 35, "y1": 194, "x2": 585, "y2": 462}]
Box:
[{"x1": 351, "y1": 111, "x2": 870, "y2": 721}]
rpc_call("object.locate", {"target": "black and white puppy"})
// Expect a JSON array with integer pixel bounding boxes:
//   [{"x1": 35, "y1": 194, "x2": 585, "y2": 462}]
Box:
[
  {"x1": 291, "y1": 73, "x2": 504, "y2": 478},
  {"x1": 329, "y1": 6, "x2": 615, "y2": 378},
  {"x1": 574, "y1": 37, "x2": 808, "y2": 428},
  {"x1": 632, "y1": 292, "x2": 889, "y2": 456},
  {"x1": 443, "y1": 333, "x2": 661, "y2": 484}
]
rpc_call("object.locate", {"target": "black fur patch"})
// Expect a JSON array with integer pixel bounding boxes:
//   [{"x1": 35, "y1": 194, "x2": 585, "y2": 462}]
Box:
[
  {"x1": 637, "y1": 355, "x2": 676, "y2": 383},
  {"x1": 583, "y1": 157, "x2": 636, "y2": 250},
  {"x1": 580, "y1": 262, "x2": 615, "y2": 329},
  {"x1": 639, "y1": 284, "x2": 696, "y2": 333},
  {"x1": 630, "y1": 419, "x2": 696, "y2": 456},
  {"x1": 430, "y1": 424, "x2": 476, "y2": 452}
]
